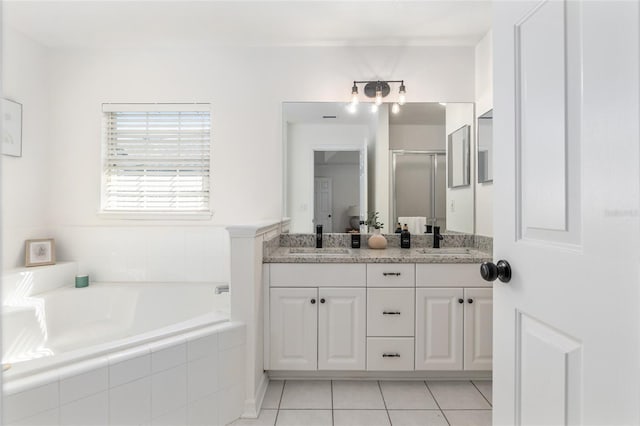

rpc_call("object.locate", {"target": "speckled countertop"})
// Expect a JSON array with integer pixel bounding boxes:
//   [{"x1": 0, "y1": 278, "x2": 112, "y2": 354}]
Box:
[{"x1": 263, "y1": 246, "x2": 492, "y2": 264}]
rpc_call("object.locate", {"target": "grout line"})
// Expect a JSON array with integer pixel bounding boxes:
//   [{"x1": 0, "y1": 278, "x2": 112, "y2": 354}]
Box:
[
  {"x1": 273, "y1": 379, "x2": 286, "y2": 426},
  {"x1": 424, "y1": 380, "x2": 450, "y2": 426},
  {"x1": 377, "y1": 381, "x2": 393, "y2": 426},
  {"x1": 471, "y1": 380, "x2": 492, "y2": 408},
  {"x1": 331, "y1": 380, "x2": 335, "y2": 426}
]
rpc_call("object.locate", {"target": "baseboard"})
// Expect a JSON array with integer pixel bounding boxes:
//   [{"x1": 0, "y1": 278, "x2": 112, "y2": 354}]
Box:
[
  {"x1": 241, "y1": 372, "x2": 269, "y2": 419},
  {"x1": 267, "y1": 370, "x2": 492, "y2": 381}
]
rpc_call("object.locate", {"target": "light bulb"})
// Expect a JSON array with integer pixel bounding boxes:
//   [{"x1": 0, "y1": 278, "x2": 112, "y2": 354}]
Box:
[
  {"x1": 370, "y1": 104, "x2": 378, "y2": 113},
  {"x1": 347, "y1": 102, "x2": 357, "y2": 114},
  {"x1": 375, "y1": 88, "x2": 383, "y2": 106},
  {"x1": 398, "y1": 82, "x2": 406, "y2": 105},
  {"x1": 351, "y1": 83, "x2": 359, "y2": 104},
  {"x1": 391, "y1": 103, "x2": 400, "y2": 114}
]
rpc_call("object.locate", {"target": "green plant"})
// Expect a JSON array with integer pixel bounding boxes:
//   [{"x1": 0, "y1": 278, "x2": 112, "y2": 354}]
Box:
[{"x1": 366, "y1": 211, "x2": 384, "y2": 229}]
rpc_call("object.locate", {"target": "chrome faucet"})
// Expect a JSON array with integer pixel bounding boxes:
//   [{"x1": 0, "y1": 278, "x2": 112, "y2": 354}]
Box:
[
  {"x1": 215, "y1": 284, "x2": 229, "y2": 295},
  {"x1": 433, "y1": 226, "x2": 444, "y2": 249}
]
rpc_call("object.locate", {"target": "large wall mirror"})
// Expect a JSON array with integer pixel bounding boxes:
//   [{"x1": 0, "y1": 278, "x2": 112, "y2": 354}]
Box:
[{"x1": 283, "y1": 102, "x2": 475, "y2": 234}]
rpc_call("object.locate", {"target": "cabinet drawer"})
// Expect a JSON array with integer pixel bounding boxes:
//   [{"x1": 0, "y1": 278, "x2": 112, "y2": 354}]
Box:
[
  {"x1": 366, "y1": 264, "x2": 415, "y2": 287},
  {"x1": 415, "y1": 264, "x2": 489, "y2": 287},
  {"x1": 367, "y1": 288, "x2": 414, "y2": 337},
  {"x1": 270, "y1": 263, "x2": 366, "y2": 287},
  {"x1": 367, "y1": 338, "x2": 414, "y2": 371}
]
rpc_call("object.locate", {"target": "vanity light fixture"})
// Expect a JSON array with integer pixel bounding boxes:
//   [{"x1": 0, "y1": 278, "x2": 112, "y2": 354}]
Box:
[{"x1": 349, "y1": 79, "x2": 407, "y2": 112}]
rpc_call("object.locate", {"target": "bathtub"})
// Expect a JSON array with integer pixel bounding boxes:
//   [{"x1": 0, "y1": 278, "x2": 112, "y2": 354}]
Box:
[{"x1": 2, "y1": 263, "x2": 246, "y2": 426}]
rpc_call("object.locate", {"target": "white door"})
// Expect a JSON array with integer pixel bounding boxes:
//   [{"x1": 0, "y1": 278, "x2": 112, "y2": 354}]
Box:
[
  {"x1": 314, "y1": 177, "x2": 333, "y2": 232},
  {"x1": 415, "y1": 288, "x2": 463, "y2": 370},
  {"x1": 270, "y1": 288, "x2": 317, "y2": 370},
  {"x1": 463, "y1": 288, "x2": 492, "y2": 371},
  {"x1": 318, "y1": 287, "x2": 366, "y2": 370},
  {"x1": 493, "y1": 1, "x2": 639, "y2": 424}
]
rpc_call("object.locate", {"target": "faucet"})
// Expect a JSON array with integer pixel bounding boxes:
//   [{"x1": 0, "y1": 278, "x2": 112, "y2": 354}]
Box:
[
  {"x1": 433, "y1": 226, "x2": 444, "y2": 248},
  {"x1": 215, "y1": 284, "x2": 229, "y2": 295}
]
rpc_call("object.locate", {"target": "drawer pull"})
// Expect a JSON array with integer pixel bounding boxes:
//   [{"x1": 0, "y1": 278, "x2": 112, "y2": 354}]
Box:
[
  {"x1": 382, "y1": 311, "x2": 401, "y2": 315},
  {"x1": 382, "y1": 353, "x2": 401, "y2": 358},
  {"x1": 383, "y1": 272, "x2": 402, "y2": 277}
]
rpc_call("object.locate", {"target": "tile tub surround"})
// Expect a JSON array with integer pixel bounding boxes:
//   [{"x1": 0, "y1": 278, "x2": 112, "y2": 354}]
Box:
[
  {"x1": 2, "y1": 322, "x2": 246, "y2": 426},
  {"x1": 230, "y1": 379, "x2": 492, "y2": 426}
]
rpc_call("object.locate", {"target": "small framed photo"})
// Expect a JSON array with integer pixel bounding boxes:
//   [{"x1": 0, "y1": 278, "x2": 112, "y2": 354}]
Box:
[
  {"x1": 3, "y1": 99, "x2": 23, "y2": 157},
  {"x1": 25, "y1": 239, "x2": 56, "y2": 267}
]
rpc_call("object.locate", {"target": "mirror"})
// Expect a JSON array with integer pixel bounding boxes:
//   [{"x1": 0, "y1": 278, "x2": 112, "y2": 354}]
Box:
[
  {"x1": 477, "y1": 109, "x2": 493, "y2": 183},
  {"x1": 283, "y1": 102, "x2": 475, "y2": 234},
  {"x1": 447, "y1": 125, "x2": 470, "y2": 188}
]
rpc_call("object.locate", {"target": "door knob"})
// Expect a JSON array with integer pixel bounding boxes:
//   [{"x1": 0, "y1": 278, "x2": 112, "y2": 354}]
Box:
[{"x1": 480, "y1": 260, "x2": 512, "y2": 283}]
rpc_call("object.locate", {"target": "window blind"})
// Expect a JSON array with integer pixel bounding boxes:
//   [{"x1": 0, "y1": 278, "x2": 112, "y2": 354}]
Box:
[{"x1": 103, "y1": 106, "x2": 211, "y2": 212}]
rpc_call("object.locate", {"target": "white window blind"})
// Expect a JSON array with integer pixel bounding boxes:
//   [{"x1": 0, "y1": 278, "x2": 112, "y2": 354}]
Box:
[{"x1": 102, "y1": 104, "x2": 211, "y2": 213}]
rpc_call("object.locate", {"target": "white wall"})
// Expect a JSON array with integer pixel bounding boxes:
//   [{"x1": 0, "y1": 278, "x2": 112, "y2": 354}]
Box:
[
  {"x1": 1, "y1": 28, "x2": 53, "y2": 269},
  {"x1": 389, "y1": 124, "x2": 445, "y2": 151},
  {"x1": 475, "y1": 30, "x2": 493, "y2": 237},
  {"x1": 374, "y1": 105, "x2": 390, "y2": 229},
  {"x1": 3, "y1": 40, "x2": 475, "y2": 280},
  {"x1": 445, "y1": 103, "x2": 475, "y2": 233}
]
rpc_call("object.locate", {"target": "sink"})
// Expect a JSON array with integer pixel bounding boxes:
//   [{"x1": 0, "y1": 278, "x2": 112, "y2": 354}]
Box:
[
  {"x1": 417, "y1": 248, "x2": 473, "y2": 255},
  {"x1": 289, "y1": 247, "x2": 352, "y2": 256}
]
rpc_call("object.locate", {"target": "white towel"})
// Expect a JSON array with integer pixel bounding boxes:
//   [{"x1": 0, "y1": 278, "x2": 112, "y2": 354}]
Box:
[{"x1": 398, "y1": 217, "x2": 427, "y2": 235}]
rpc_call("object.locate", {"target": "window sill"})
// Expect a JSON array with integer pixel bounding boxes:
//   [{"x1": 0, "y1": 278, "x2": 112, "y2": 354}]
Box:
[{"x1": 97, "y1": 211, "x2": 213, "y2": 221}]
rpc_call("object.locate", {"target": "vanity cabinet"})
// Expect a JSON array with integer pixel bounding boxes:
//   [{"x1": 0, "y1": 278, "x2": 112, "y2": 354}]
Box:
[
  {"x1": 415, "y1": 287, "x2": 493, "y2": 371},
  {"x1": 266, "y1": 262, "x2": 492, "y2": 373}
]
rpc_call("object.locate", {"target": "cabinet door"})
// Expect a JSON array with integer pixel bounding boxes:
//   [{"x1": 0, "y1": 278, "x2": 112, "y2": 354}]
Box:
[
  {"x1": 463, "y1": 288, "x2": 493, "y2": 371},
  {"x1": 318, "y1": 288, "x2": 366, "y2": 370},
  {"x1": 415, "y1": 288, "x2": 464, "y2": 370},
  {"x1": 270, "y1": 288, "x2": 318, "y2": 370}
]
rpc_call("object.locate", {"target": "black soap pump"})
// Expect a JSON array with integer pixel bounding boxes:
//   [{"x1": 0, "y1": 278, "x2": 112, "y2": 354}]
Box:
[
  {"x1": 316, "y1": 224, "x2": 323, "y2": 248},
  {"x1": 401, "y1": 224, "x2": 411, "y2": 249}
]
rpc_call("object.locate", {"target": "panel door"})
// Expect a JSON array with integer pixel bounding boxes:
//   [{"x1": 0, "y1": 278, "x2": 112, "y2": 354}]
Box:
[
  {"x1": 318, "y1": 287, "x2": 366, "y2": 370},
  {"x1": 463, "y1": 288, "x2": 492, "y2": 371},
  {"x1": 269, "y1": 288, "x2": 317, "y2": 370},
  {"x1": 494, "y1": 1, "x2": 640, "y2": 424},
  {"x1": 314, "y1": 177, "x2": 333, "y2": 232},
  {"x1": 415, "y1": 288, "x2": 463, "y2": 370}
]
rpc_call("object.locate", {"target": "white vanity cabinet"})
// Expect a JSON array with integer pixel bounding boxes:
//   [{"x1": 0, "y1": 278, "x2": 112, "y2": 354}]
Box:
[
  {"x1": 266, "y1": 261, "x2": 492, "y2": 373},
  {"x1": 414, "y1": 265, "x2": 493, "y2": 371},
  {"x1": 268, "y1": 264, "x2": 367, "y2": 371}
]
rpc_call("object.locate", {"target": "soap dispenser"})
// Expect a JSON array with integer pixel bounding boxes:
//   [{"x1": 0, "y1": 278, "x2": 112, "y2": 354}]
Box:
[{"x1": 401, "y1": 224, "x2": 411, "y2": 249}]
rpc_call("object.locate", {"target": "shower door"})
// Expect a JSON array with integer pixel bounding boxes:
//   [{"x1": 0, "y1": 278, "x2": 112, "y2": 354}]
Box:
[{"x1": 391, "y1": 151, "x2": 446, "y2": 232}]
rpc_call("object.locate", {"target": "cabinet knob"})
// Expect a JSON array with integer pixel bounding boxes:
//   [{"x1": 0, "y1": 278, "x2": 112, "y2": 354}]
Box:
[
  {"x1": 310, "y1": 298, "x2": 316, "y2": 304},
  {"x1": 458, "y1": 298, "x2": 464, "y2": 304},
  {"x1": 320, "y1": 298, "x2": 326, "y2": 304},
  {"x1": 467, "y1": 298, "x2": 473, "y2": 304}
]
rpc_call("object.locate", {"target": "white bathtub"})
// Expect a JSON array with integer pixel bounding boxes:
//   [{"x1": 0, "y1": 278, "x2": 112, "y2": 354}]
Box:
[
  {"x1": 2, "y1": 264, "x2": 245, "y2": 426},
  {"x1": 3, "y1": 281, "x2": 229, "y2": 368}
]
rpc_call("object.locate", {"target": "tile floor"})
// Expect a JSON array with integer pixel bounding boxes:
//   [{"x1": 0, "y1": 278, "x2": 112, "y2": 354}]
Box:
[{"x1": 230, "y1": 379, "x2": 492, "y2": 426}]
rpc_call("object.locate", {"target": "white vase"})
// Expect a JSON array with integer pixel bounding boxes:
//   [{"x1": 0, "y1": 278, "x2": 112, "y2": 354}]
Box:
[{"x1": 367, "y1": 228, "x2": 387, "y2": 249}]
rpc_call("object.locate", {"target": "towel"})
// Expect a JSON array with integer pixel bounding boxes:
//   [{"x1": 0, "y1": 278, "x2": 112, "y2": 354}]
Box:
[{"x1": 398, "y1": 217, "x2": 427, "y2": 235}]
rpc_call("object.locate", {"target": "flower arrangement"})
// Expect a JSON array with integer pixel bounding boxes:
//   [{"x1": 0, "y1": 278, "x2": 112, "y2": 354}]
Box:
[{"x1": 366, "y1": 212, "x2": 384, "y2": 230}]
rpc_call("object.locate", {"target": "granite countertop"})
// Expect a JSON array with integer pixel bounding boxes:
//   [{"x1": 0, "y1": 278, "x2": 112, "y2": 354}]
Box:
[{"x1": 263, "y1": 246, "x2": 492, "y2": 264}]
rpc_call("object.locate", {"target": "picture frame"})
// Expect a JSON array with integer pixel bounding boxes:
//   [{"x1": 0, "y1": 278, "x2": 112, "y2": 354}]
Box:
[
  {"x1": 25, "y1": 239, "x2": 56, "y2": 267},
  {"x1": 2, "y1": 98, "x2": 23, "y2": 157}
]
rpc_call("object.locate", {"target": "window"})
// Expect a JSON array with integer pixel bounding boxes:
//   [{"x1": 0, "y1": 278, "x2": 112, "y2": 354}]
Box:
[{"x1": 102, "y1": 104, "x2": 211, "y2": 215}]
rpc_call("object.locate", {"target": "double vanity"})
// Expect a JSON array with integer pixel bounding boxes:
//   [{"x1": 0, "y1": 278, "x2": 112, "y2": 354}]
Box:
[{"x1": 262, "y1": 234, "x2": 493, "y2": 377}]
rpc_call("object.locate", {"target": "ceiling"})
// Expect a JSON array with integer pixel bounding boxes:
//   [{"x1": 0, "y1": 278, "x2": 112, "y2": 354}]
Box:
[{"x1": 5, "y1": 1, "x2": 492, "y2": 49}]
